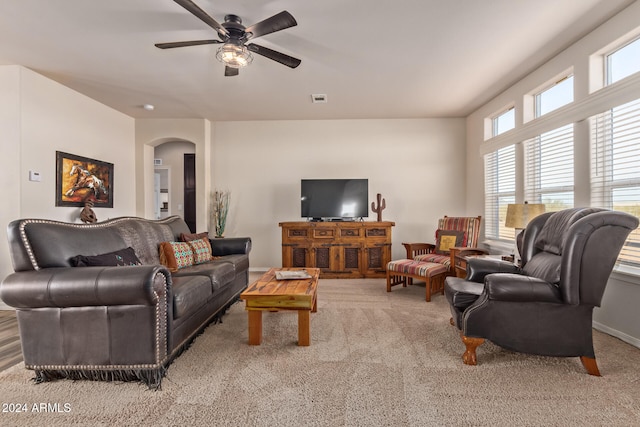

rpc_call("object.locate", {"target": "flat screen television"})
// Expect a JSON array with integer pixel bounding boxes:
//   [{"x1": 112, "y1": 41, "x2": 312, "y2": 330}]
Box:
[{"x1": 301, "y1": 179, "x2": 368, "y2": 220}]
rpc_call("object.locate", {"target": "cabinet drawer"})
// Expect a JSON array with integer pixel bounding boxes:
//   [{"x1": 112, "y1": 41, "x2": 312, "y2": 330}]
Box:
[
  {"x1": 365, "y1": 228, "x2": 388, "y2": 237},
  {"x1": 340, "y1": 228, "x2": 362, "y2": 238},
  {"x1": 287, "y1": 228, "x2": 308, "y2": 238},
  {"x1": 312, "y1": 228, "x2": 335, "y2": 238}
]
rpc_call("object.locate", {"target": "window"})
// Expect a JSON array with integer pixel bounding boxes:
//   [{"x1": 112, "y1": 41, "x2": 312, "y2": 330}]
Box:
[
  {"x1": 492, "y1": 107, "x2": 515, "y2": 136},
  {"x1": 535, "y1": 75, "x2": 574, "y2": 117},
  {"x1": 484, "y1": 145, "x2": 516, "y2": 240},
  {"x1": 591, "y1": 98, "x2": 640, "y2": 267},
  {"x1": 606, "y1": 36, "x2": 640, "y2": 84},
  {"x1": 589, "y1": 38, "x2": 640, "y2": 268},
  {"x1": 524, "y1": 124, "x2": 574, "y2": 211}
]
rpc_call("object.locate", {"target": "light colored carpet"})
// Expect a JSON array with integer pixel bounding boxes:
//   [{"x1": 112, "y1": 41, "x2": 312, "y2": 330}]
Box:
[{"x1": 1, "y1": 278, "x2": 639, "y2": 426}]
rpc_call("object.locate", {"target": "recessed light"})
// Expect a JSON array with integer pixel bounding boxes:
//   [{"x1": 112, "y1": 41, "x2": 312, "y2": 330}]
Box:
[{"x1": 143, "y1": 104, "x2": 155, "y2": 111}]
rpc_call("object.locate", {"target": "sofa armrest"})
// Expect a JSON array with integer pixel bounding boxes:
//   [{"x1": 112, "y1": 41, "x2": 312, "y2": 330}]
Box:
[
  {"x1": 484, "y1": 273, "x2": 562, "y2": 303},
  {"x1": 0, "y1": 265, "x2": 170, "y2": 309},
  {"x1": 210, "y1": 237, "x2": 252, "y2": 256},
  {"x1": 466, "y1": 258, "x2": 521, "y2": 282}
]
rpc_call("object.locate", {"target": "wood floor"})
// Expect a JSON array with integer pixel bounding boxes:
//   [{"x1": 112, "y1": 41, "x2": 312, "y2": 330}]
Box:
[{"x1": 0, "y1": 310, "x2": 22, "y2": 373}]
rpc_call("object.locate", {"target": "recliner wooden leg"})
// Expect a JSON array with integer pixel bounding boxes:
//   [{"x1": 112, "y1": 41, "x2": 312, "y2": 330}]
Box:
[
  {"x1": 461, "y1": 335, "x2": 484, "y2": 366},
  {"x1": 580, "y1": 356, "x2": 601, "y2": 376}
]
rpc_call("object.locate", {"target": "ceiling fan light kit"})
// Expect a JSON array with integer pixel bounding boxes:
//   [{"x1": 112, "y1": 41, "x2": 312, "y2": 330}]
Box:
[
  {"x1": 216, "y1": 42, "x2": 253, "y2": 68},
  {"x1": 155, "y1": 0, "x2": 301, "y2": 76}
]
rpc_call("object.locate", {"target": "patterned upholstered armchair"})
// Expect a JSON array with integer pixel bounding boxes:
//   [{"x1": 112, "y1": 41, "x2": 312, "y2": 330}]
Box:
[{"x1": 403, "y1": 216, "x2": 487, "y2": 276}]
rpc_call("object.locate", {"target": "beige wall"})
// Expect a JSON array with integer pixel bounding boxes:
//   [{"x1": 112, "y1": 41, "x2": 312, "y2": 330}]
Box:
[
  {"x1": 464, "y1": 2, "x2": 640, "y2": 347},
  {"x1": 211, "y1": 119, "x2": 467, "y2": 269},
  {"x1": 0, "y1": 65, "x2": 136, "y2": 309},
  {"x1": 1, "y1": 86, "x2": 467, "y2": 306},
  {"x1": 135, "y1": 119, "x2": 212, "y2": 232},
  {"x1": 0, "y1": 66, "x2": 22, "y2": 308}
]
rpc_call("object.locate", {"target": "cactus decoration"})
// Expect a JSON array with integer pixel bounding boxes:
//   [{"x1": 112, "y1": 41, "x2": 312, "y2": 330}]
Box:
[{"x1": 371, "y1": 193, "x2": 386, "y2": 221}]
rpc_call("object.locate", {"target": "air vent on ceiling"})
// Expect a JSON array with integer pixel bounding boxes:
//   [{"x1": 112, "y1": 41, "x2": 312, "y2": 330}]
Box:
[{"x1": 311, "y1": 94, "x2": 327, "y2": 103}]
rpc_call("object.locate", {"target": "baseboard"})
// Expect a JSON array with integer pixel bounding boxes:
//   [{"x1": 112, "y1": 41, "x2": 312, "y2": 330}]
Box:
[{"x1": 593, "y1": 321, "x2": 640, "y2": 349}]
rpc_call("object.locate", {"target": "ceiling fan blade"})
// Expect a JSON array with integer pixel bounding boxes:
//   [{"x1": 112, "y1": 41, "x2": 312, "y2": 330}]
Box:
[
  {"x1": 155, "y1": 39, "x2": 221, "y2": 49},
  {"x1": 173, "y1": 0, "x2": 229, "y2": 38},
  {"x1": 247, "y1": 43, "x2": 301, "y2": 68},
  {"x1": 225, "y1": 66, "x2": 239, "y2": 77},
  {"x1": 245, "y1": 11, "x2": 297, "y2": 39}
]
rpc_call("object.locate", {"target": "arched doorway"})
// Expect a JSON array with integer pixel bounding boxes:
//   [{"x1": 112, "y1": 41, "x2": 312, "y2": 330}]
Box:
[
  {"x1": 137, "y1": 119, "x2": 212, "y2": 233},
  {"x1": 154, "y1": 140, "x2": 196, "y2": 230}
]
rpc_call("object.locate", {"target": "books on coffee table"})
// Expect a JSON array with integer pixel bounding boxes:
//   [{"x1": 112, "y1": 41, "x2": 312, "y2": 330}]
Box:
[{"x1": 275, "y1": 270, "x2": 312, "y2": 280}]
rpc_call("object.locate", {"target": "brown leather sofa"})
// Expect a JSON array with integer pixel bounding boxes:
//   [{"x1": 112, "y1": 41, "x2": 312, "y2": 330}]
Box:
[{"x1": 0, "y1": 215, "x2": 251, "y2": 388}]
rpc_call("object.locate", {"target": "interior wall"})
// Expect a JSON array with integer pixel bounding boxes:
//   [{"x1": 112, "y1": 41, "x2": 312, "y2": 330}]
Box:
[
  {"x1": 135, "y1": 119, "x2": 211, "y2": 231},
  {"x1": 0, "y1": 65, "x2": 136, "y2": 309},
  {"x1": 0, "y1": 66, "x2": 22, "y2": 309},
  {"x1": 464, "y1": 2, "x2": 640, "y2": 346},
  {"x1": 154, "y1": 141, "x2": 196, "y2": 221},
  {"x1": 211, "y1": 118, "x2": 467, "y2": 270}
]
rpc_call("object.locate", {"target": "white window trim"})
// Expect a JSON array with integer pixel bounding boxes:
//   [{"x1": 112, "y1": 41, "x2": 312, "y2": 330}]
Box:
[
  {"x1": 480, "y1": 71, "x2": 640, "y2": 156},
  {"x1": 605, "y1": 35, "x2": 640, "y2": 86},
  {"x1": 534, "y1": 74, "x2": 574, "y2": 119}
]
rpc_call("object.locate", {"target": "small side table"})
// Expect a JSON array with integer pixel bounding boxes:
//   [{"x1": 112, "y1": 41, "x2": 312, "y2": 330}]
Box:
[{"x1": 453, "y1": 252, "x2": 507, "y2": 278}]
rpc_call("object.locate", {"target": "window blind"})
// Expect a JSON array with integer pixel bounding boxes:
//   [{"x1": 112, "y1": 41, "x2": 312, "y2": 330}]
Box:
[
  {"x1": 524, "y1": 124, "x2": 574, "y2": 211},
  {"x1": 591, "y1": 98, "x2": 640, "y2": 267},
  {"x1": 484, "y1": 145, "x2": 516, "y2": 240}
]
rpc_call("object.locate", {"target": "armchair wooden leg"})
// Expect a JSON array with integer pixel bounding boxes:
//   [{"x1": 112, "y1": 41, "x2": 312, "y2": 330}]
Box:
[
  {"x1": 580, "y1": 356, "x2": 601, "y2": 376},
  {"x1": 461, "y1": 334, "x2": 484, "y2": 366}
]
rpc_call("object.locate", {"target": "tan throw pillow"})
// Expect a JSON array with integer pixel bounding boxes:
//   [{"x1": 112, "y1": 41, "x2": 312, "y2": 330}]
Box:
[
  {"x1": 435, "y1": 229, "x2": 467, "y2": 255},
  {"x1": 179, "y1": 231, "x2": 209, "y2": 242},
  {"x1": 159, "y1": 241, "x2": 194, "y2": 272}
]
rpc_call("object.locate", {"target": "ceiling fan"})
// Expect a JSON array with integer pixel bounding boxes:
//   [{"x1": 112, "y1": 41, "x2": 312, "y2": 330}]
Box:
[{"x1": 155, "y1": 0, "x2": 301, "y2": 76}]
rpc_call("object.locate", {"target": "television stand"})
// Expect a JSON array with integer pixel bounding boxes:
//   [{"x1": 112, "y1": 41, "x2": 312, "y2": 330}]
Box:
[{"x1": 279, "y1": 221, "x2": 395, "y2": 279}]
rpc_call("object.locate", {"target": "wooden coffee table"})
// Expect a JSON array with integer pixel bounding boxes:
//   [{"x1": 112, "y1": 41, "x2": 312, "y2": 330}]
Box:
[{"x1": 240, "y1": 267, "x2": 320, "y2": 346}]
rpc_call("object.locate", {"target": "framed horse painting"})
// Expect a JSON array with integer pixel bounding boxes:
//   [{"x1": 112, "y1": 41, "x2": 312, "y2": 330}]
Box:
[{"x1": 56, "y1": 151, "x2": 114, "y2": 208}]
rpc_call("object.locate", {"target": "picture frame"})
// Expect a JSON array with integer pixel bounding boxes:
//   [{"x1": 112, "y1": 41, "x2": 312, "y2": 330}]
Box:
[{"x1": 56, "y1": 151, "x2": 113, "y2": 208}]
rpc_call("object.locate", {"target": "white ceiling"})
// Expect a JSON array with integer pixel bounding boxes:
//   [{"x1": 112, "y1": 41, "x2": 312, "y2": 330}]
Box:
[{"x1": 0, "y1": 0, "x2": 634, "y2": 121}]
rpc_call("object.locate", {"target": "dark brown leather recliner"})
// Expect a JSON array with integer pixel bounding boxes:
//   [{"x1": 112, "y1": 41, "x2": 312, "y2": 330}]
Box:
[{"x1": 444, "y1": 207, "x2": 638, "y2": 375}]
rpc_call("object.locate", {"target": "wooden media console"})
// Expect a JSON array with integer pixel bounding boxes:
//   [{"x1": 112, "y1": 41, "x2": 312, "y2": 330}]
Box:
[{"x1": 279, "y1": 221, "x2": 394, "y2": 278}]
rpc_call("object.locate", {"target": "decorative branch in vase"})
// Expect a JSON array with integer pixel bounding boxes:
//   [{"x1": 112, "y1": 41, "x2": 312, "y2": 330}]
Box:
[{"x1": 212, "y1": 190, "x2": 230, "y2": 238}]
